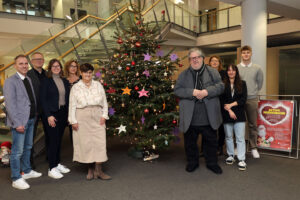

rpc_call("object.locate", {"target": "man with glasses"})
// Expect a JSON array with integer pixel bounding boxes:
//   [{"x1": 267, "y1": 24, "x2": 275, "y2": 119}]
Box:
[
  {"x1": 27, "y1": 52, "x2": 47, "y2": 168},
  {"x1": 174, "y1": 48, "x2": 224, "y2": 174}
]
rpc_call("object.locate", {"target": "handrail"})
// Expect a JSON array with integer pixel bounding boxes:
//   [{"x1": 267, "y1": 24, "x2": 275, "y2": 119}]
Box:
[{"x1": 0, "y1": 3, "x2": 129, "y2": 72}]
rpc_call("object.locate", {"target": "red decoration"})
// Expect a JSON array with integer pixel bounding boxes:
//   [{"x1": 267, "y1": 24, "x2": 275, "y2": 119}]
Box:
[
  {"x1": 172, "y1": 120, "x2": 177, "y2": 124},
  {"x1": 102, "y1": 68, "x2": 106, "y2": 72},
  {"x1": 134, "y1": 86, "x2": 139, "y2": 91},
  {"x1": 136, "y1": 21, "x2": 141, "y2": 25},
  {"x1": 157, "y1": 45, "x2": 161, "y2": 49},
  {"x1": 135, "y1": 42, "x2": 141, "y2": 47},
  {"x1": 111, "y1": 71, "x2": 115, "y2": 75},
  {"x1": 124, "y1": 53, "x2": 128, "y2": 56},
  {"x1": 179, "y1": 64, "x2": 183, "y2": 67},
  {"x1": 126, "y1": 66, "x2": 130, "y2": 71},
  {"x1": 117, "y1": 37, "x2": 123, "y2": 44},
  {"x1": 106, "y1": 87, "x2": 116, "y2": 94},
  {"x1": 131, "y1": 61, "x2": 136, "y2": 66},
  {"x1": 159, "y1": 118, "x2": 164, "y2": 122},
  {"x1": 161, "y1": 10, "x2": 165, "y2": 14},
  {"x1": 140, "y1": 33, "x2": 143, "y2": 36},
  {"x1": 103, "y1": 83, "x2": 107, "y2": 87},
  {"x1": 144, "y1": 108, "x2": 149, "y2": 114}
]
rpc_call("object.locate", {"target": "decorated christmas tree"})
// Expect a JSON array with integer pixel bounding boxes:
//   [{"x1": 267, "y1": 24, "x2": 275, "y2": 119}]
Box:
[{"x1": 99, "y1": 0, "x2": 181, "y2": 158}]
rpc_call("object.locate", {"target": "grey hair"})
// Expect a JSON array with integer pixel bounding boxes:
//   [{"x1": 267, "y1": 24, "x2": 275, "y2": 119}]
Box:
[{"x1": 188, "y1": 48, "x2": 205, "y2": 58}]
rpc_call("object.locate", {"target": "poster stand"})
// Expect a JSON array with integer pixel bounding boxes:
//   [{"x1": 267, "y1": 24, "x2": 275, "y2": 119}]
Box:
[{"x1": 247, "y1": 94, "x2": 300, "y2": 159}]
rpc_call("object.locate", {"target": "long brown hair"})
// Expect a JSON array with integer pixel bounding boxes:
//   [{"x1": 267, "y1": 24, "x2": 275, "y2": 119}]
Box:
[
  {"x1": 47, "y1": 59, "x2": 64, "y2": 78},
  {"x1": 223, "y1": 64, "x2": 243, "y2": 93},
  {"x1": 64, "y1": 59, "x2": 79, "y2": 77}
]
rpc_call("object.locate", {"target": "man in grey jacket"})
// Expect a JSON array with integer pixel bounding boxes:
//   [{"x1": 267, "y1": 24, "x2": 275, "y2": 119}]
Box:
[
  {"x1": 4, "y1": 55, "x2": 42, "y2": 189},
  {"x1": 174, "y1": 48, "x2": 224, "y2": 174},
  {"x1": 237, "y1": 45, "x2": 264, "y2": 159}
]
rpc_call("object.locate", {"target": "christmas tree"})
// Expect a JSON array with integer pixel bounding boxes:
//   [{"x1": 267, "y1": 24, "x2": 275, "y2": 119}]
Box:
[{"x1": 99, "y1": 0, "x2": 181, "y2": 157}]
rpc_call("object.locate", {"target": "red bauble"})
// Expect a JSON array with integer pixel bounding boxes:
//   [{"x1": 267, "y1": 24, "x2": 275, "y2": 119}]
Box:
[
  {"x1": 101, "y1": 68, "x2": 106, "y2": 72},
  {"x1": 126, "y1": 66, "x2": 130, "y2": 71},
  {"x1": 144, "y1": 108, "x2": 149, "y2": 114},
  {"x1": 111, "y1": 71, "x2": 115, "y2": 75},
  {"x1": 140, "y1": 33, "x2": 143, "y2": 36},
  {"x1": 172, "y1": 120, "x2": 177, "y2": 124},
  {"x1": 134, "y1": 86, "x2": 139, "y2": 91},
  {"x1": 159, "y1": 118, "x2": 164, "y2": 122},
  {"x1": 103, "y1": 83, "x2": 107, "y2": 87},
  {"x1": 124, "y1": 53, "x2": 128, "y2": 56},
  {"x1": 179, "y1": 64, "x2": 183, "y2": 67},
  {"x1": 117, "y1": 37, "x2": 123, "y2": 44},
  {"x1": 135, "y1": 42, "x2": 141, "y2": 47},
  {"x1": 161, "y1": 10, "x2": 165, "y2": 14},
  {"x1": 136, "y1": 21, "x2": 141, "y2": 25},
  {"x1": 131, "y1": 61, "x2": 136, "y2": 66},
  {"x1": 157, "y1": 45, "x2": 161, "y2": 49}
]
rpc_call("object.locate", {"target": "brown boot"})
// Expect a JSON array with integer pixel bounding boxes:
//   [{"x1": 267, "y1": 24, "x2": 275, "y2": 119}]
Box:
[
  {"x1": 86, "y1": 163, "x2": 94, "y2": 180},
  {"x1": 94, "y1": 163, "x2": 111, "y2": 180}
]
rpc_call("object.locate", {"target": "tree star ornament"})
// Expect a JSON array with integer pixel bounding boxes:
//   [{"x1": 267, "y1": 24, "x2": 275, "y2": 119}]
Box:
[
  {"x1": 164, "y1": 71, "x2": 168, "y2": 76},
  {"x1": 116, "y1": 124, "x2": 126, "y2": 134},
  {"x1": 141, "y1": 116, "x2": 145, "y2": 124},
  {"x1": 154, "y1": 124, "x2": 158, "y2": 130},
  {"x1": 170, "y1": 53, "x2": 178, "y2": 61},
  {"x1": 138, "y1": 88, "x2": 149, "y2": 98},
  {"x1": 108, "y1": 107, "x2": 115, "y2": 116},
  {"x1": 95, "y1": 71, "x2": 101, "y2": 78},
  {"x1": 144, "y1": 53, "x2": 151, "y2": 61},
  {"x1": 122, "y1": 87, "x2": 132, "y2": 95},
  {"x1": 117, "y1": 65, "x2": 122, "y2": 70},
  {"x1": 142, "y1": 70, "x2": 150, "y2": 77}
]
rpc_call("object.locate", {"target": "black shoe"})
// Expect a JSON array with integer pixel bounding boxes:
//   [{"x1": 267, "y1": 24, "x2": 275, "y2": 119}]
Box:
[
  {"x1": 185, "y1": 163, "x2": 199, "y2": 172},
  {"x1": 207, "y1": 165, "x2": 222, "y2": 174}
]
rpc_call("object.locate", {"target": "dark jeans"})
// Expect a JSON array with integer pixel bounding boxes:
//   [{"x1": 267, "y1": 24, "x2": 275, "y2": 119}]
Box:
[
  {"x1": 218, "y1": 124, "x2": 225, "y2": 148},
  {"x1": 44, "y1": 107, "x2": 68, "y2": 170},
  {"x1": 184, "y1": 125, "x2": 218, "y2": 166}
]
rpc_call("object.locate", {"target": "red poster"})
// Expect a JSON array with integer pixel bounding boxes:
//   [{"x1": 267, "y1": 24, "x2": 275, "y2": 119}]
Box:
[{"x1": 257, "y1": 100, "x2": 294, "y2": 152}]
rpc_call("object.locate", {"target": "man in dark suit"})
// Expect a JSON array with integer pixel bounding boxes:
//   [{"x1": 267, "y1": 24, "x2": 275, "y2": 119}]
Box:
[
  {"x1": 27, "y1": 52, "x2": 47, "y2": 167},
  {"x1": 4, "y1": 55, "x2": 42, "y2": 190},
  {"x1": 174, "y1": 48, "x2": 224, "y2": 174}
]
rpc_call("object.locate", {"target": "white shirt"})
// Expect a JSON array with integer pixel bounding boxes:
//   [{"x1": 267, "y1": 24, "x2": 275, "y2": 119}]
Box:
[
  {"x1": 17, "y1": 72, "x2": 26, "y2": 80},
  {"x1": 240, "y1": 62, "x2": 253, "y2": 68},
  {"x1": 68, "y1": 80, "x2": 109, "y2": 124}
]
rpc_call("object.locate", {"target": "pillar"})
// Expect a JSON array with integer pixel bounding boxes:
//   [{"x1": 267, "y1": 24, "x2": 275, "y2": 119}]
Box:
[{"x1": 241, "y1": 0, "x2": 267, "y2": 95}]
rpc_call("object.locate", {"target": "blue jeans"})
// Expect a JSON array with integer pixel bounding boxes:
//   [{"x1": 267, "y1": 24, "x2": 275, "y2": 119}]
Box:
[
  {"x1": 224, "y1": 122, "x2": 246, "y2": 161},
  {"x1": 10, "y1": 118, "x2": 35, "y2": 181}
]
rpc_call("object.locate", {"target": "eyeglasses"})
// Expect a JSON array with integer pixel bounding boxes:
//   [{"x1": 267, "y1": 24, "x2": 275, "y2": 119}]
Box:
[
  {"x1": 70, "y1": 65, "x2": 77, "y2": 68},
  {"x1": 32, "y1": 58, "x2": 44, "y2": 61},
  {"x1": 190, "y1": 56, "x2": 202, "y2": 60},
  {"x1": 52, "y1": 65, "x2": 61, "y2": 68}
]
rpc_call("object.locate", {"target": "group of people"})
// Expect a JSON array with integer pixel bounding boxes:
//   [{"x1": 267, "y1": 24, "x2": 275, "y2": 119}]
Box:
[
  {"x1": 4, "y1": 52, "x2": 110, "y2": 190},
  {"x1": 3, "y1": 45, "x2": 263, "y2": 190},
  {"x1": 175, "y1": 46, "x2": 263, "y2": 174}
]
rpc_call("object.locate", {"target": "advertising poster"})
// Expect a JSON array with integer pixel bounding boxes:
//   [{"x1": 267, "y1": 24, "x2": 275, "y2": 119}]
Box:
[{"x1": 257, "y1": 100, "x2": 294, "y2": 152}]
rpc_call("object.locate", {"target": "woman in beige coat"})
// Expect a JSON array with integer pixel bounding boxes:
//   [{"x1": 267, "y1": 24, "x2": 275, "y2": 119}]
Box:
[{"x1": 68, "y1": 63, "x2": 111, "y2": 180}]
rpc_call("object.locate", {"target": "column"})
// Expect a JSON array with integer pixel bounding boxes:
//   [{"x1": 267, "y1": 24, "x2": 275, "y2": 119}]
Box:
[{"x1": 241, "y1": 0, "x2": 267, "y2": 94}]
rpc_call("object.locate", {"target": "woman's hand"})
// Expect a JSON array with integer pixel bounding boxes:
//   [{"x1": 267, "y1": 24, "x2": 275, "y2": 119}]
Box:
[
  {"x1": 72, "y1": 123, "x2": 79, "y2": 131},
  {"x1": 48, "y1": 116, "x2": 56, "y2": 127},
  {"x1": 228, "y1": 110, "x2": 237, "y2": 120},
  {"x1": 100, "y1": 117, "x2": 106, "y2": 125}
]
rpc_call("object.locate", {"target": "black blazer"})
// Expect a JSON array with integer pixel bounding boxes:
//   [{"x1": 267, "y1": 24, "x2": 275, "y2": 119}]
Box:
[
  {"x1": 40, "y1": 77, "x2": 70, "y2": 118},
  {"x1": 220, "y1": 80, "x2": 247, "y2": 123}
]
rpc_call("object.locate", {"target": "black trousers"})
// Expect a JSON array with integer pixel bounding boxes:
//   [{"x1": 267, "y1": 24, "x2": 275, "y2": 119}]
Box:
[
  {"x1": 30, "y1": 114, "x2": 48, "y2": 162},
  {"x1": 44, "y1": 107, "x2": 68, "y2": 170},
  {"x1": 184, "y1": 125, "x2": 218, "y2": 166},
  {"x1": 218, "y1": 124, "x2": 225, "y2": 148}
]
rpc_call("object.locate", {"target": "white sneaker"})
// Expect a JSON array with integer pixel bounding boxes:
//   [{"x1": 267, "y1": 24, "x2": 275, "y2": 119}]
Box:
[
  {"x1": 12, "y1": 178, "x2": 30, "y2": 190},
  {"x1": 238, "y1": 161, "x2": 247, "y2": 171},
  {"x1": 57, "y1": 163, "x2": 70, "y2": 173},
  {"x1": 22, "y1": 170, "x2": 42, "y2": 180},
  {"x1": 225, "y1": 156, "x2": 235, "y2": 165},
  {"x1": 48, "y1": 168, "x2": 64, "y2": 179},
  {"x1": 251, "y1": 149, "x2": 260, "y2": 158}
]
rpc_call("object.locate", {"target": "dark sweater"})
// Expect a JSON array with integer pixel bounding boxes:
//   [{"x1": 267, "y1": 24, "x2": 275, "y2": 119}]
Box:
[{"x1": 220, "y1": 80, "x2": 247, "y2": 123}]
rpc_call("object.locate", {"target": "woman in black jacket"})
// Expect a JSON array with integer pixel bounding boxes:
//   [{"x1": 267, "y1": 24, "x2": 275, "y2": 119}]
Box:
[
  {"x1": 220, "y1": 64, "x2": 247, "y2": 171},
  {"x1": 40, "y1": 59, "x2": 70, "y2": 179}
]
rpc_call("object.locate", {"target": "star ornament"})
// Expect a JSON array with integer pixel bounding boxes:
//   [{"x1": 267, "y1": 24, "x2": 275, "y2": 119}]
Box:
[
  {"x1": 116, "y1": 124, "x2": 126, "y2": 134},
  {"x1": 95, "y1": 71, "x2": 102, "y2": 78},
  {"x1": 108, "y1": 107, "x2": 115, "y2": 116},
  {"x1": 122, "y1": 87, "x2": 132, "y2": 95},
  {"x1": 141, "y1": 116, "x2": 145, "y2": 124},
  {"x1": 138, "y1": 89, "x2": 149, "y2": 98},
  {"x1": 144, "y1": 53, "x2": 151, "y2": 61},
  {"x1": 143, "y1": 70, "x2": 150, "y2": 77},
  {"x1": 170, "y1": 53, "x2": 178, "y2": 61}
]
